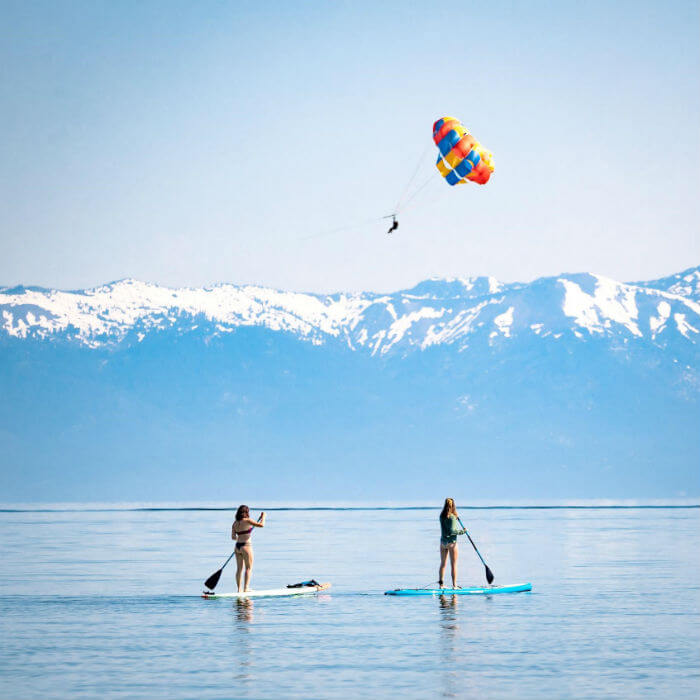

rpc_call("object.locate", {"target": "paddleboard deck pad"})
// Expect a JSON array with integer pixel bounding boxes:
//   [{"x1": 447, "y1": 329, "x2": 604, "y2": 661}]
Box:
[
  {"x1": 202, "y1": 580, "x2": 330, "y2": 599},
  {"x1": 385, "y1": 582, "x2": 532, "y2": 596}
]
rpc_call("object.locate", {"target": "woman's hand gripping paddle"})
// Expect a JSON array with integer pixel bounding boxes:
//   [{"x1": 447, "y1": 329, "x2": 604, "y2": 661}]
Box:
[{"x1": 457, "y1": 517, "x2": 495, "y2": 584}]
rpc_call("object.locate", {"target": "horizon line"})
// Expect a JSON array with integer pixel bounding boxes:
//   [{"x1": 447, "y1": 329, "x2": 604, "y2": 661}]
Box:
[{"x1": 1, "y1": 504, "x2": 698, "y2": 514}]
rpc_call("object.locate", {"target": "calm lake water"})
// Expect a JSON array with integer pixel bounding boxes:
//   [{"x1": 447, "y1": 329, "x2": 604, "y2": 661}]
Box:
[{"x1": 0, "y1": 504, "x2": 698, "y2": 699}]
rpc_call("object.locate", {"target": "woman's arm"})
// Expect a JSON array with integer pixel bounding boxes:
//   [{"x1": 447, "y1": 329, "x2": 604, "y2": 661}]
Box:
[
  {"x1": 248, "y1": 512, "x2": 266, "y2": 528},
  {"x1": 231, "y1": 524, "x2": 237, "y2": 540}
]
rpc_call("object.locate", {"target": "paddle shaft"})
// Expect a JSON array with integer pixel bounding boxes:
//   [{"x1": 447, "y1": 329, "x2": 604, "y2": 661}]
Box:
[
  {"x1": 219, "y1": 550, "x2": 236, "y2": 571},
  {"x1": 457, "y1": 517, "x2": 494, "y2": 583}
]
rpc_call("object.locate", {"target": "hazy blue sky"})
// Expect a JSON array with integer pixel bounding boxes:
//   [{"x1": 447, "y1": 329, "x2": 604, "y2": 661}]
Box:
[{"x1": 1, "y1": 0, "x2": 698, "y2": 292}]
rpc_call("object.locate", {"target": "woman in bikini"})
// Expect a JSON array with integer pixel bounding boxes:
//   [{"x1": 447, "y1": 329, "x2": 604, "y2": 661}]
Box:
[
  {"x1": 439, "y1": 498, "x2": 466, "y2": 589},
  {"x1": 232, "y1": 505, "x2": 266, "y2": 592}
]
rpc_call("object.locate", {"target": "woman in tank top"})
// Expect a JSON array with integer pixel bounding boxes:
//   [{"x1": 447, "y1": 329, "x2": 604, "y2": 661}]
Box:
[{"x1": 439, "y1": 497, "x2": 466, "y2": 588}]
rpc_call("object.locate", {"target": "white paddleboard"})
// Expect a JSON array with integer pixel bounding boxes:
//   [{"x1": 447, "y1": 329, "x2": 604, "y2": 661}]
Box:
[{"x1": 202, "y1": 582, "x2": 330, "y2": 599}]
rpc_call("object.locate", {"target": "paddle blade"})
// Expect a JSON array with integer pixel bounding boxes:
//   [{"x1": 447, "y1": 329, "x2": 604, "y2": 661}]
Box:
[
  {"x1": 204, "y1": 568, "x2": 223, "y2": 591},
  {"x1": 485, "y1": 566, "x2": 495, "y2": 584}
]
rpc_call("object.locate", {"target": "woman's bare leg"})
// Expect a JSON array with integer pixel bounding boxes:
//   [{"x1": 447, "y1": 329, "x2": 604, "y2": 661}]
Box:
[
  {"x1": 439, "y1": 546, "x2": 448, "y2": 586},
  {"x1": 449, "y1": 545, "x2": 459, "y2": 588},
  {"x1": 242, "y1": 548, "x2": 254, "y2": 591},
  {"x1": 235, "y1": 551, "x2": 244, "y2": 592}
]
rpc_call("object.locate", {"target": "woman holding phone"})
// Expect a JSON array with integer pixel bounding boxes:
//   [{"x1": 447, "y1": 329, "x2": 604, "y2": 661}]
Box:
[{"x1": 231, "y1": 505, "x2": 266, "y2": 592}]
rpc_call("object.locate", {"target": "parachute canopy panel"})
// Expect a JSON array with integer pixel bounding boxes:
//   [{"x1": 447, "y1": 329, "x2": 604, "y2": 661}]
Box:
[{"x1": 432, "y1": 117, "x2": 494, "y2": 186}]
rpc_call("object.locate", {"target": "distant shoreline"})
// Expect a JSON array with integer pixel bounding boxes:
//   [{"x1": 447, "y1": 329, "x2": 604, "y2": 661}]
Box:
[{"x1": 1, "y1": 503, "x2": 698, "y2": 513}]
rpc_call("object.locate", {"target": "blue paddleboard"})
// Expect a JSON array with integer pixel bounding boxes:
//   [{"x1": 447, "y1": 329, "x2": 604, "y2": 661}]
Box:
[{"x1": 385, "y1": 582, "x2": 532, "y2": 596}]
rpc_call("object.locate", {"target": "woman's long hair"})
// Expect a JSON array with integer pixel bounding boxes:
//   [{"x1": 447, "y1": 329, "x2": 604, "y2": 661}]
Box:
[
  {"x1": 235, "y1": 504, "x2": 250, "y2": 522},
  {"x1": 440, "y1": 498, "x2": 458, "y2": 520}
]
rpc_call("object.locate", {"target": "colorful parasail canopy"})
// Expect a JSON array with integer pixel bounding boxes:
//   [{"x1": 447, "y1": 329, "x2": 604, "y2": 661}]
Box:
[{"x1": 432, "y1": 117, "x2": 494, "y2": 186}]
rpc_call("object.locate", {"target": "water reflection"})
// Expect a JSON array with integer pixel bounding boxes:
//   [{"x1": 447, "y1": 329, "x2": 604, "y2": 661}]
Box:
[
  {"x1": 438, "y1": 593, "x2": 459, "y2": 617},
  {"x1": 438, "y1": 595, "x2": 461, "y2": 698},
  {"x1": 235, "y1": 598, "x2": 254, "y2": 624},
  {"x1": 231, "y1": 599, "x2": 255, "y2": 681}
]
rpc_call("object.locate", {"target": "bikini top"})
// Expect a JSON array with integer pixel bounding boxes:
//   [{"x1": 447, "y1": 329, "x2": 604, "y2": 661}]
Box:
[{"x1": 234, "y1": 523, "x2": 253, "y2": 536}]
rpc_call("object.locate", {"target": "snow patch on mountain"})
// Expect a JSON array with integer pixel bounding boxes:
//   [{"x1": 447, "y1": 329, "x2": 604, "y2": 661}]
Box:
[
  {"x1": 384, "y1": 307, "x2": 446, "y2": 351},
  {"x1": 417, "y1": 299, "x2": 488, "y2": 349},
  {"x1": 560, "y1": 275, "x2": 642, "y2": 337},
  {"x1": 674, "y1": 313, "x2": 699, "y2": 339},
  {"x1": 650, "y1": 301, "x2": 671, "y2": 336},
  {"x1": 493, "y1": 306, "x2": 515, "y2": 338},
  {"x1": 634, "y1": 266, "x2": 700, "y2": 301},
  {"x1": 401, "y1": 275, "x2": 503, "y2": 299}
]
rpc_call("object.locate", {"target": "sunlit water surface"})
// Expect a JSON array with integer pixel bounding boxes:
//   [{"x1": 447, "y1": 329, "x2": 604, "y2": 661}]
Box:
[{"x1": 0, "y1": 505, "x2": 698, "y2": 699}]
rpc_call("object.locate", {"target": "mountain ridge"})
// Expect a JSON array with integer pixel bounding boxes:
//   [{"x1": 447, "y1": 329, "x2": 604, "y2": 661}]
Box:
[{"x1": 2, "y1": 267, "x2": 699, "y2": 357}]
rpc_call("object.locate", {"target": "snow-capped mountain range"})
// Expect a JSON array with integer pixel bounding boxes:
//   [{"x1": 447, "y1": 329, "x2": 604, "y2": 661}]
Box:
[
  {"x1": 2, "y1": 267, "x2": 698, "y2": 503},
  {"x1": 2, "y1": 267, "x2": 699, "y2": 354}
]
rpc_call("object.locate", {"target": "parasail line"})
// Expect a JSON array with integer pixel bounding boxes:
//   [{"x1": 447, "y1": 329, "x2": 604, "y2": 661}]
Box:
[
  {"x1": 298, "y1": 217, "x2": 384, "y2": 242},
  {"x1": 394, "y1": 142, "x2": 434, "y2": 214}
]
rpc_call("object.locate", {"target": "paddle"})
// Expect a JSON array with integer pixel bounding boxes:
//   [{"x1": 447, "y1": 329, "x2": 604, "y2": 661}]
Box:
[
  {"x1": 204, "y1": 551, "x2": 236, "y2": 591},
  {"x1": 457, "y1": 517, "x2": 495, "y2": 584}
]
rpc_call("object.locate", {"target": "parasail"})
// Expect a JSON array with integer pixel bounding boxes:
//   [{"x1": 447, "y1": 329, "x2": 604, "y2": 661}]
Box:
[{"x1": 432, "y1": 117, "x2": 494, "y2": 186}]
